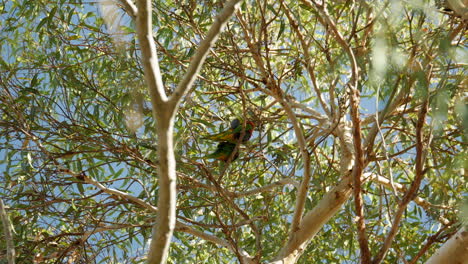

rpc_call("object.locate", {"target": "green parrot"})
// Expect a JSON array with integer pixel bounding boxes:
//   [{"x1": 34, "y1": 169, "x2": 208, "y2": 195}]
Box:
[
  {"x1": 203, "y1": 119, "x2": 255, "y2": 144},
  {"x1": 205, "y1": 142, "x2": 239, "y2": 162}
]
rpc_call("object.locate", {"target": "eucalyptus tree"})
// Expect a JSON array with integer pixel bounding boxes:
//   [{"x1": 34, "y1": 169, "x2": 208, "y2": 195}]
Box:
[{"x1": 0, "y1": 0, "x2": 466, "y2": 263}]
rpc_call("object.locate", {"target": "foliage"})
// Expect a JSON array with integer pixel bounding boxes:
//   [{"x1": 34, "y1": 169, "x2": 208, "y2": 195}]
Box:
[{"x1": 0, "y1": 0, "x2": 466, "y2": 263}]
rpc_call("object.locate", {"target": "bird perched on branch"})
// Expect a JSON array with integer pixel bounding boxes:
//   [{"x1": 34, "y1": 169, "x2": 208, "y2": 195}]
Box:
[
  {"x1": 204, "y1": 141, "x2": 239, "y2": 162},
  {"x1": 203, "y1": 119, "x2": 255, "y2": 144}
]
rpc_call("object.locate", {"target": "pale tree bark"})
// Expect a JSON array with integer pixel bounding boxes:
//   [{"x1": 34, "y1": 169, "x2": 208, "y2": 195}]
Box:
[
  {"x1": 307, "y1": 1, "x2": 372, "y2": 261},
  {"x1": 0, "y1": 199, "x2": 15, "y2": 264},
  {"x1": 128, "y1": 0, "x2": 244, "y2": 263},
  {"x1": 271, "y1": 176, "x2": 354, "y2": 264},
  {"x1": 269, "y1": 0, "x2": 372, "y2": 262},
  {"x1": 135, "y1": 2, "x2": 174, "y2": 262},
  {"x1": 272, "y1": 124, "x2": 355, "y2": 263},
  {"x1": 425, "y1": 227, "x2": 468, "y2": 264}
]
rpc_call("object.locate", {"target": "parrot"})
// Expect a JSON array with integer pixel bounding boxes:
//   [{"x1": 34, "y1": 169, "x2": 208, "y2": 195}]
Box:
[
  {"x1": 203, "y1": 119, "x2": 255, "y2": 144},
  {"x1": 204, "y1": 141, "x2": 239, "y2": 162}
]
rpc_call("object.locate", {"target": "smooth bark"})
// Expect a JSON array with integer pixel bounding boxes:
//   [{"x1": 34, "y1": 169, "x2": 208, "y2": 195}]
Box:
[{"x1": 425, "y1": 227, "x2": 468, "y2": 264}]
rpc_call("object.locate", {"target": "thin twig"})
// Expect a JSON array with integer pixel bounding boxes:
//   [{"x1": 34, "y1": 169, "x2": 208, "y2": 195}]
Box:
[
  {"x1": 280, "y1": 0, "x2": 332, "y2": 117},
  {"x1": 375, "y1": 84, "x2": 397, "y2": 196},
  {"x1": 230, "y1": 178, "x2": 300, "y2": 198}
]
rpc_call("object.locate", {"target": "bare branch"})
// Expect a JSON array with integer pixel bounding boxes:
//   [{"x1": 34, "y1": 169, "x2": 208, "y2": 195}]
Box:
[
  {"x1": 61, "y1": 168, "x2": 159, "y2": 212},
  {"x1": 62, "y1": 169, "x2": 245, "y2": 256},
  {"x1": 175, "y1": 222, "x2": 234, "y2": 252},
  {"x1": 198, "y1": 164, "x2": 262, "y2": 261},
  {"x1": 364, "y1": 76, "x2": 412, "y2": 157},
  {"x1": 255, "y1": 86, "x2": 313, "y2": 235},
  {"x1": 180, "y1": 174, "x2": 299, "y2": 199},
  {"x1": 133, "y1": 1, "x2": 244, "y2": 262},
  {"x1": 81, "y1": 224, "x2": 142, "y2": 243},
  {"x1": 169, "y1": 0, "x2": 244, "y2": 108},
  {"x1": 132, "y1": 1, "x2": 175, "y2": 262},
  {"x1": 375, "y1": 110, "x2": 397, "y2": 196},
  {"x1": 136, "y1": 0, "x2": 167, "y2": 108},
  {"x1": 272, "y1": 122, "x2": 356, "y2": 262},
  {"x1": 145, "y1": 122, "x2": 177, "y2": 264},
  {"x1": 288, "y1": 99, "x2": 328, "y2": 123},
  {"x1": 233, "y1": 8, "x2": 316, "y2": 221},
  {"x1": 409, "y1": 227, "x2": 449, "y2": 264}
]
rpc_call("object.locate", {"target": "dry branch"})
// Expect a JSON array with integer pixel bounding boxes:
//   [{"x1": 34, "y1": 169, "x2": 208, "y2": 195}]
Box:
[{"x1": 301, "y1": 0, "x2": 371, "y2": 262}]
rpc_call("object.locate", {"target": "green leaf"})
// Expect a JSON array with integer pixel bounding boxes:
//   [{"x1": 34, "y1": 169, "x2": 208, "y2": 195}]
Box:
[{"x1": 277, "y1": 20, "x2": 286, "y2": 41}]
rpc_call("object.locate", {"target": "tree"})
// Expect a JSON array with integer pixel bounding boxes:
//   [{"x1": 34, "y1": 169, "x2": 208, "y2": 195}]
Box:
[{"x1": 0, "y1": 0, "x2": 466, "y2": 263}]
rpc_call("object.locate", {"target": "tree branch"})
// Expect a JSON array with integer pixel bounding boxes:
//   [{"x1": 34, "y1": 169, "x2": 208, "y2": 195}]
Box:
[
  {"x1": 274, "y1": 124, "x2": 355, "y2": 262},
  {"x1": 281, "y1": 1, "x2": 332, "y2": 118},
  {"x1": 169, "y1": 0, "x2": 244, "y2": 109},
  {"x1": 136, "y1": 0, "x2": 167, "y2": 107},
  {"x1": 273, "y1": 175, "x2": 354, "y2": 262},
  {"x1": 256, "y1": 86, "x2": 313, "y2": 235},
  {"x1": 288, "y1": 94, "x2": 329, "y2": 123},
  {"x1": 372, "y1": 98, "x2": 430, "y2": 264},
  {"x1": 134, "y1": 1, "x2": 243, "y2": 262},
  {"x1": 118, "y1": 0, "x2": 137, "y2": 19},
  {"x1": 0, "y1": 199, "x2": 15, "y2": 264},
  {"x1": 61, "y1": 168, "x2": 160, "y2": 212},
  {"x1": 233, "y1": 6, "x2": 317, "y2": 217},
  {"x1": 175, "y1": 222, "x2": 235, "y2": 253},
  {"x1": 409, "y1": 226, "x2": 450, "y2": 264},
  {"x1": 424, "y1": 227, "x2": 468, "y2": 264},
  {"x1": 303, "y1": 0, "x2": 371, "y2": 262},
  {"x1": 369, "y1": 174, "x2": 452, "y2": 225},
  {"x1": 197, "y1": 164, "x2": 262, "y2": 261},
  {"x1": 280, "y1": 98, "x2": 312, "y2": 233},
  {"x1": 149, "y1": 118, "x2": 177, "y2": 264}
]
